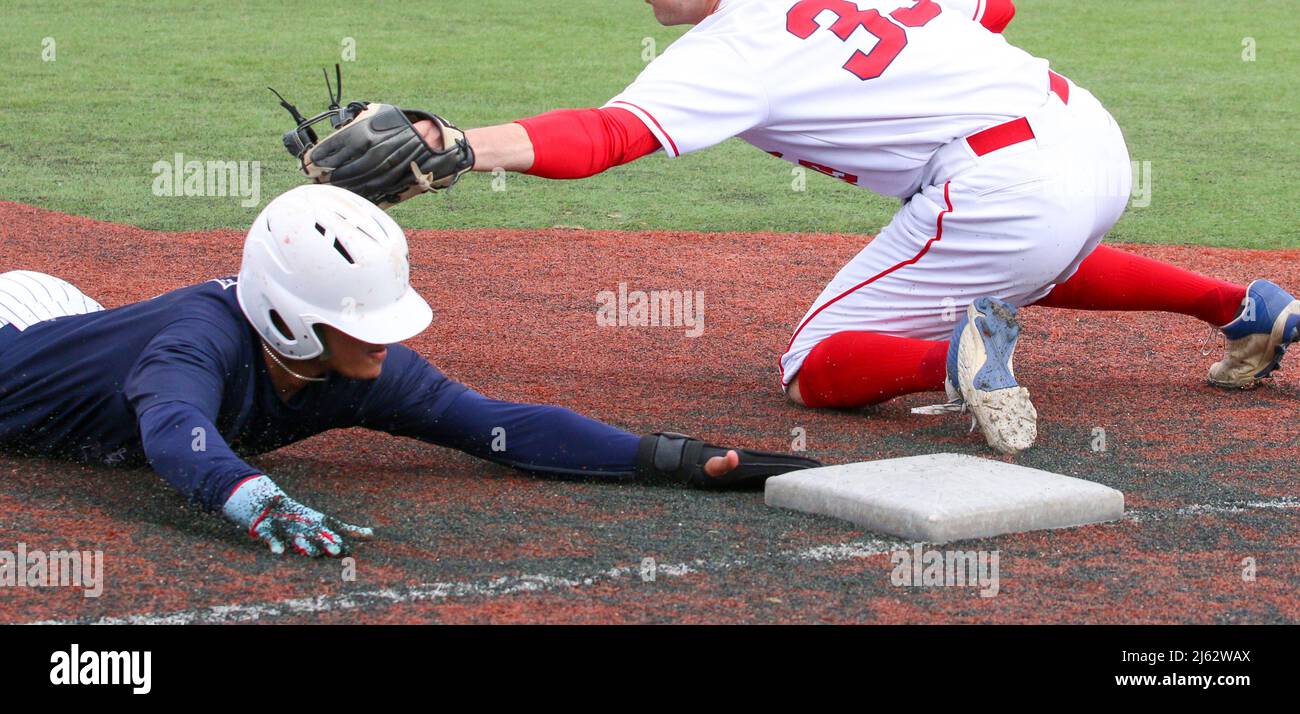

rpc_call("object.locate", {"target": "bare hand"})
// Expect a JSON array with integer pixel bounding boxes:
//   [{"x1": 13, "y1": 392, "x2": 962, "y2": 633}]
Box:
[
  {"x1": 413, "y1": 118, "x2": 444, "y2": 151},
  {"x1": 703, "y1": 449, "x2": 741, "y2": 479}
]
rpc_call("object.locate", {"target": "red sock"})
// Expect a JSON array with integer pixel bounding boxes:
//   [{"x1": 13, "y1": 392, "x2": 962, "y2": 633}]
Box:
[
  {"x1": 1036, "y1": 245, "x2": 1246, "y2": 326},
  {"x1": 797, "y1": 331, "x2": 949, "y2": 408}
]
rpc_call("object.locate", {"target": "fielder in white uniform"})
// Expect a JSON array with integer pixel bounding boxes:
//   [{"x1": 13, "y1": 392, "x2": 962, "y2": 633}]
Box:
[
  {"x1": 601, "y1": 0, "x2": 1129, "y2": 372},
  {"x1": 416, "y1": 0, "x2": 1299, "y2": 454}
]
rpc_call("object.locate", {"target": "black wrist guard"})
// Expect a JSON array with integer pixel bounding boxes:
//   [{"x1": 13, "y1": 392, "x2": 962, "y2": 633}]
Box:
[{"x1": 635, "y1": 432, "x2": 823, "y2": 489}]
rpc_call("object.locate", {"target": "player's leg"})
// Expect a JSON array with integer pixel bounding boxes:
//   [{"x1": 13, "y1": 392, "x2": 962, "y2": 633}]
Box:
[
  {"x1": 790, "y1": 331, "x2": 949, "y2": 408},
  {"x1": 784, "y1": 90, "x2": 1129, "y2": 452},
  {"x1": 1033, "y1": 245, "x2": 1246, "y2": 326},
  {"x1": 1012, "y1": 82, "x2": 1300, "y2": 388},
  {"x1": 782, "y1": 174, "x2": 1083, "y2": 413},
  {"x1": 1020, "y1": 83, "x2": 1300, "y2": 388},
  {"x1": 781, "y1": 180, "x2": 964, "y2": 409},
  {"x1": 1032, "y1": 246, "x2": 1300, "y2": 388},
  {"x1": 0, "y1": 270, "x2": 104, "y2": 330}
]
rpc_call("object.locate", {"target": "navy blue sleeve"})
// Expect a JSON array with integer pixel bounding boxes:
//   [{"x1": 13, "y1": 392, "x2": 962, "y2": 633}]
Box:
[
  {"x1": 357, "y1": 346, "x2": 640, "y2": 479},
  {"x1": 135, "y1": 402, "x2": 261, "y2": 510},
  {"x1": 124, "y1": 317, "x2": 260, "y2": 510}
]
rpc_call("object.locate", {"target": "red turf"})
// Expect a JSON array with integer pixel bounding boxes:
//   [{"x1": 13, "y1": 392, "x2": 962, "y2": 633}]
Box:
[{"x1": 0, "y1": 201, "x2": 1296, "y2": 624}]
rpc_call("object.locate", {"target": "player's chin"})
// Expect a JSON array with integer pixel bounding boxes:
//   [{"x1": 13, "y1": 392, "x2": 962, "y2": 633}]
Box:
[
  {"x1": 646, "y1": 2, "x2": 677, "y2": 25},
  {"x1": 652, "y1": 11, "x2": 684, "y2": 26},
  {"x1": 336, "y1": 349, "x2": 387, "y2": 380},
  {"x1": 344, "y1": 364, "x2": 384, "y2": 381}
]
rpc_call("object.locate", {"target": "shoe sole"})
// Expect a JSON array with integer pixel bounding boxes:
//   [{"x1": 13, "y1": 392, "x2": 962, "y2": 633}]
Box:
[{"x1": 956, "y1": 297, "x2": 1038, "y2": 454}]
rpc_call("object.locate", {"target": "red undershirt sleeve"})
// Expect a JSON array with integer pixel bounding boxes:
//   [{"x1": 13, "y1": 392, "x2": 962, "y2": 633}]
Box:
[
  {"x1": 514, "y1": 106, "x2": 662, "y2": 179},
  {"x1": 979, "y1": 0, "x2": 1016, "y2": 33}
]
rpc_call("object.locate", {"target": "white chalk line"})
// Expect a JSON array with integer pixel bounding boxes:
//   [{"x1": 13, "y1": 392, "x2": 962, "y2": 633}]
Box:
[
  {"x1": 25, "y1": 497, "x2": 1299, "y2": 625},
  {"x1": 1126, "y1": 496, "x2": 1300, "y2": 522},
  {"x1": 26, "y1": 537, "x2": 909, "y2": 625}
]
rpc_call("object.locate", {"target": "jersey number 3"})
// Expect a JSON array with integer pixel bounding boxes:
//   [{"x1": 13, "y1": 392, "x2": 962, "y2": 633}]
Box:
[{"x1": 786, "y1": 0, "x2": 941, "y2": 81}]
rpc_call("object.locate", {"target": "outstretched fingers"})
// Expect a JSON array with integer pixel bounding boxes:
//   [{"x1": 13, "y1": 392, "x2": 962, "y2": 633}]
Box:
[{"x1": 326, "y1": 517, "x2": 375, "y2": 541}]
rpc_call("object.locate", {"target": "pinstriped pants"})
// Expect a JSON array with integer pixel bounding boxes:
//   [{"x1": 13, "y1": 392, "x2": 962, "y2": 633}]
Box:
[{"x1": 0, "y1": 271, "x2": 104, "y2": 331}]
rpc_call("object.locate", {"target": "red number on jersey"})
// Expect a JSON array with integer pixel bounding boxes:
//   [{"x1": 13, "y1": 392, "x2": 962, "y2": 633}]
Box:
[
  {"x1": 889, "y1": 0, "x2": 942, "y2": 27},
  {"x1": 786, "y1": 0, "x2": 942, "y2": 81}
]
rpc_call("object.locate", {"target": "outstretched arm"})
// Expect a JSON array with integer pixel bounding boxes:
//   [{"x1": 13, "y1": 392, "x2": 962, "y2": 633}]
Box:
[
  {"x1": 360, "y1": 369, "x2": 740, "y2": 481},
  {"x1": 295, "y1": 31, "x2": 756, "y2": 205},
  {"x1": 461, "y1": 122, "x2": 535, "y2": 173},
  {"x1": 355, "y1": 347, "x2": 819, "y2": 486},
  {"x1": 417, "y1": 106, "x2": 661, "y2": 179}
]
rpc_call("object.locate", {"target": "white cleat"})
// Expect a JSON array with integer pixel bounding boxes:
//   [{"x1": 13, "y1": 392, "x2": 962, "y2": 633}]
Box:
[
  {"x1": 1207, "y1": 279, "x2": 1300, "y2": 389},
  {"x1": 947, "y1": 296, "x2": 1038, "y2": 455}
]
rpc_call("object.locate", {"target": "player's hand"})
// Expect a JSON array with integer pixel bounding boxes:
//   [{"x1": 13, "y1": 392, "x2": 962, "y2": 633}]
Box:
[
  {"x1": 413, "y1": 119, "x2": 444, "y2": 151},
  {"x1": 221, "y1": 475, "x2": 374, "y2": 557},
  {"x1": 703, "y1": 450, "x2": 741, "y2": 478},
  {"x1": 637, "y1": 433, "x2": 822, "y2": 488}
]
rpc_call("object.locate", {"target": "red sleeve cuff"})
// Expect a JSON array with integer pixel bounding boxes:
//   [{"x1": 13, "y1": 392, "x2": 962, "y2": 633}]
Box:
[{"x1": 979, "y1": 0, "x2": 1016, "y2": 33}]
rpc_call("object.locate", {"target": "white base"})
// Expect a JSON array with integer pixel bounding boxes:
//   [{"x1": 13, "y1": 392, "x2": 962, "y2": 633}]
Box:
[{"x1": 765, "y1": 453, "x2": 1124, "y2": 543}]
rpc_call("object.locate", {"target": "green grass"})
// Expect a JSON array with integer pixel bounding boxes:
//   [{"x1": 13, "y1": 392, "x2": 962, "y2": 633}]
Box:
[{"x1": 1, "y1": 0, "x2": 1296, "y2": 247}]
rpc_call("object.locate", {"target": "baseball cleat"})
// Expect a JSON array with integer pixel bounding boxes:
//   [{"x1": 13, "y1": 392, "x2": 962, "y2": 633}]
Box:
[
  {"x1": 947, "y1": 296, "x2": 1038, "y2": 455},
  {"x1": 1208, "y1": 279, "x2": 1300, "y2": 389}
]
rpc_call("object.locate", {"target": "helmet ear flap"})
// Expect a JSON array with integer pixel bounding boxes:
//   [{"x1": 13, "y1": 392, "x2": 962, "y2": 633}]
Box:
[{"x1": 237, "y1": 278, "x2": 326, "y2": 361}]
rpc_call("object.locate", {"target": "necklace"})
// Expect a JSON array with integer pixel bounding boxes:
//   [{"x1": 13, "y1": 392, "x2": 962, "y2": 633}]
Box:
[{"x1": 262, "y1": 342, "x2": 328, "y2": 383}]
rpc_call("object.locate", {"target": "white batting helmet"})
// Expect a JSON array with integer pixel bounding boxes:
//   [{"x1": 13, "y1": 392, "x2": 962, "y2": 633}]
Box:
[{"x1": 237, "y1": 184, "x2": 432, "y2": 359}]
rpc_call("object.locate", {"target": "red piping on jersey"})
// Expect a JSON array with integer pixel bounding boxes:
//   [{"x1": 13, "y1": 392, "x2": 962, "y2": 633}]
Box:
[
  {"x1": 780, "y1": 181, "x2": 955, "y2": 385},
  {"x1": 608, "y1": 100, "x2": 681, "y2": 156},
  {"x1": 1048, "y1": 70, "x2": 1070, "y2": 105}
]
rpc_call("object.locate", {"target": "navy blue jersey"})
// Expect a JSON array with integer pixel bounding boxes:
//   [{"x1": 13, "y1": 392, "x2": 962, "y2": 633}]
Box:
[{"x1": 0, "y1": 278, "x2": 639, "y2": 510}]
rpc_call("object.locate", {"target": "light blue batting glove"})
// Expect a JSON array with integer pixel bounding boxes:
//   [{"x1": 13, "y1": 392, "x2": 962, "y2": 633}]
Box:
[{"x1": 222, "y1": 475, "x2": 374, "y2": 557}]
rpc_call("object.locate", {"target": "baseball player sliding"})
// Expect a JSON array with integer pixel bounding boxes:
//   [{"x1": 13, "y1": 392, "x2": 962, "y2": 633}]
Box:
[
  {"x1": 0, "y1": 185, "x2": 818, "y2": 557},
  {"x1": 282, "y1": 0, "x2": 1300, "y2": 455}
]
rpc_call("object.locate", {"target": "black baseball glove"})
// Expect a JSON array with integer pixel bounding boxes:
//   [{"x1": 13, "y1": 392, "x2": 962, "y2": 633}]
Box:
[{"x1": 271, "y1": 66, "x2": 474, "y2": 208}]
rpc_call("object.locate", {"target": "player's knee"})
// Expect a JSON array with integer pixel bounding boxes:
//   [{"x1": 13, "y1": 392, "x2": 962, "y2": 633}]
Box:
[{"x1": 786, "y1": 374, "x2": 807, "y2": 406}]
